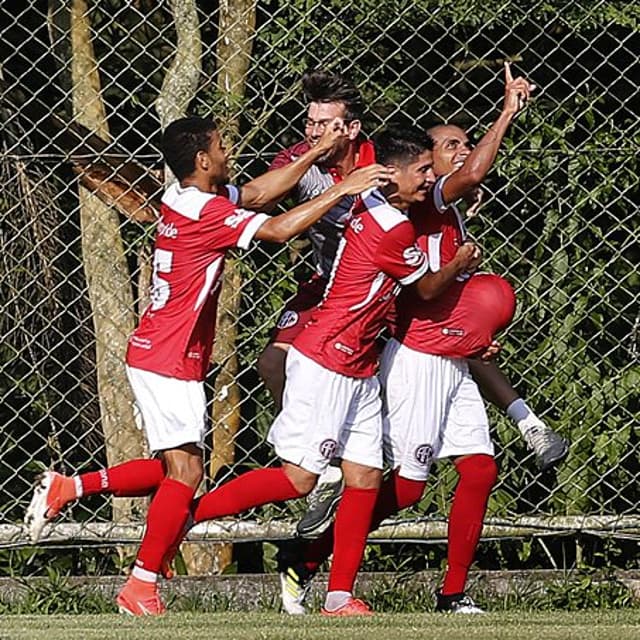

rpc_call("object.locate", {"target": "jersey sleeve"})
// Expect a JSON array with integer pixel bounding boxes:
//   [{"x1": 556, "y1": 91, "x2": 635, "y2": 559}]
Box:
[
  {"x1": 201, "y1": 197, "x2": 269, "y2": 250},
  {"x1": 218, "y1": 184, "x2": 241, "y2": 205},
  {"x1": 269, "y1": 148, "x2": 295, "y2": 171},
  {"x1": 432, "y1": 175, "x2": 451, "y2": 213},
  {"x1": 375, "y1": 221, "x2": 429, "y2": 286}
]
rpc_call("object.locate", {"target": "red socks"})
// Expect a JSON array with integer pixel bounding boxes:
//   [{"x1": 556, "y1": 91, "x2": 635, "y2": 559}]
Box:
[
  {"x1": 326, "y1": 486, "x2": 379, "y2": 593},
  {"x1": 192, "y1": 468, "x2": 303, "y2": 523},
  {"x1": 135, "y1": 478, "x2": 196, "y2": 575},
  {"x1": 305, "y1": 472, "x2": 424, "y2": 573},
  {"x1": 442, "y1": 454, "x2": 497, "y2": 595},
  {"x1": 79, "y1": 459, "x2": 165, "y2": 497}
]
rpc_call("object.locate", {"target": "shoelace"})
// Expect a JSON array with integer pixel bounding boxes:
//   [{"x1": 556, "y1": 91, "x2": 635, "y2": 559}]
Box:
[{"x1": 307, "y1": 483, "x2": 338, "y2": 509}]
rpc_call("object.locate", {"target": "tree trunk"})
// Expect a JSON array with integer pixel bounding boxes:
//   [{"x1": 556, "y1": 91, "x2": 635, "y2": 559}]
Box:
[
  {"x1": 208, "y1": 0, "x2": 257, "y2": 574},
  {"x1": 153, "y1": 0, "x2": 209, "y2": 574},
  {"x1": 70, "y1": 0, "x2": 145, "y2": 524}
]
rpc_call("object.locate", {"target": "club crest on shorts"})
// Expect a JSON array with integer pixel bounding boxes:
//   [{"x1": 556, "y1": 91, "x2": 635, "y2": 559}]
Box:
[
  {"x1": 319, "y1": 439, "x2": 337, "y2": 459},
  {"x1": 414, "y1": 444, "x2": 433, "y2": 466},
  {"x1": 276, "y1": 310, "x2": 299, "y2": 330}
]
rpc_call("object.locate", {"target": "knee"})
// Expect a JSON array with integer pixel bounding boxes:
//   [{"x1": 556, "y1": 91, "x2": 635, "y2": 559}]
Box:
[
  {"x1": 283, "y1": 465, "x2": 317, "y2": 496},
  {"x1": 456, "y1": 454, "x2": 498, "y2": 489},
  {"x1": 257, "y1": 344, "x2": 286, "y2": 385},
  {"x1": 164, "y1": 450, "x2": 204, "y2": 489},
  {"x1": 344, "y1": 465, "x2": 382, "y2": 490}
]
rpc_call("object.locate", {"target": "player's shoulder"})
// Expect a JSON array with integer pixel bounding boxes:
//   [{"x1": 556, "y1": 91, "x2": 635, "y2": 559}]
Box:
[
  {"x1": 161, "y1": 183, "x2": 213, "y2": 218},
  {"x1": 161, "y1": 182, "x2": 233, "y2": 221},
  {"x1": 359, "y1": 189, "x2": 411, "y2": 232},
  {"x1": 270, "y1": 140, "x2": 310, "y2": 169}
]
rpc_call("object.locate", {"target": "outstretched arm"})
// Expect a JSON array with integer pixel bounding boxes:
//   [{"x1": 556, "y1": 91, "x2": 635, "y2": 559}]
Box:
[
  {"x1": 239, "y1": 118, "x2": 349, "y2": 211},
  {"x1": 254, "y1": 164, "x2": 390, "y2": 243},
  {"x1": 441, "y1": 62, "x2": 536, "y2": 205}
]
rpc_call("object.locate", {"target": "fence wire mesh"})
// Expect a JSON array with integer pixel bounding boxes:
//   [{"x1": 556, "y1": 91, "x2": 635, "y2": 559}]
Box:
[{"x1": 0, "y1": 0, "x2": 638, "y2": 553}]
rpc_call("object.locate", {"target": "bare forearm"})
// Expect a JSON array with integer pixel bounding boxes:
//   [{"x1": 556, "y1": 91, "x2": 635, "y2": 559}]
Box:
[
  {"x1": 255, "y1": 183, "x2": 349, "y2": 243},
  {"x1": 414, "y1": 258, "x2": 466, "y2": 301},
  {"x1": 240, "y1": 147, "x2": 326, "y2": 212},
  {"x1": 443, "y1": 111, "x2": 513, "y2": 203}
]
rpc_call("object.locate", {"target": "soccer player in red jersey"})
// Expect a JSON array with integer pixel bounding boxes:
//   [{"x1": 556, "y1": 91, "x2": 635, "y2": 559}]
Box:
[
  {"x1": 186, "y1": 126, "x2": 480, "y2": 616},
  {"x1": 24, "y1": 115, "x2": 388, "y2": 616}
]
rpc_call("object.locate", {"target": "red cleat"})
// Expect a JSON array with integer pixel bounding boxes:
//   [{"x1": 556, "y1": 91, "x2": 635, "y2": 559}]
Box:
[
  {"x1": 116, "y1": 576, "x2": 166, "y2": 616},
  {"x1": 321, "y1": 597, "x2": 374, "y2": 617}
]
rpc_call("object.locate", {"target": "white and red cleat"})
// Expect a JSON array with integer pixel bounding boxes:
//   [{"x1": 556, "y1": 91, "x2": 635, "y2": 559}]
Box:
[{"x1": 24, "y1": 471, "x2": 76, "y2": 542}]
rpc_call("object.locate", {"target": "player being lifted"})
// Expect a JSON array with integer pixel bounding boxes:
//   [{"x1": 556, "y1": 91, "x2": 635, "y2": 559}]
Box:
[{"x1": 25, "y1": 115, "x2": 389, "y2": 616}]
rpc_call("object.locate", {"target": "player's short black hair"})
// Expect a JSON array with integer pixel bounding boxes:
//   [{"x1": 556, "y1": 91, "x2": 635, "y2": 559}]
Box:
[
  {"x1": 301, "y1": 68, "x2": 364, "y2": 121},
  {"x1": 162, "y1": 116, "x2": 218, "y2": 181},
  {"x1": 373, "y1": 125, "x2": 434, "y2": 166}
]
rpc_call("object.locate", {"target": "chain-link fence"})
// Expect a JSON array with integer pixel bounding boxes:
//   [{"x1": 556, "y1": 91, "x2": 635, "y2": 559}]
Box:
[{"x1": 1, "y1": 0, "x2": 638, "y2": 557}]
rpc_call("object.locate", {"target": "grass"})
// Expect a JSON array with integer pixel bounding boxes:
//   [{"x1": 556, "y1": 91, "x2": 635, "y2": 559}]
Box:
[{"x1": 0, "y1": 611, "x2": 638, "y2": 640}]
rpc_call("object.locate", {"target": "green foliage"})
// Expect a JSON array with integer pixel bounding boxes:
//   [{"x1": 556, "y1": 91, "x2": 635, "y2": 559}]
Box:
[
  {"x1": 0, "y1": 569, "x2": 116, "y2": 614},
  {"x1": 540, "y1": 571, "x2": 635, "y2": 611}
]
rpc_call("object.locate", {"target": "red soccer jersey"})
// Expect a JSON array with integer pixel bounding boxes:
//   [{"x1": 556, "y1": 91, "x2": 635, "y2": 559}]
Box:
[
  {"x1": 126, "y1": 183, "x2": 268, "y2": 381},
  {"x1": 294, "y1": 189, "x2": 429, "y2": 378},
  {"x1": 394, "y1": 176, "x2": 515, "y2": 357}
]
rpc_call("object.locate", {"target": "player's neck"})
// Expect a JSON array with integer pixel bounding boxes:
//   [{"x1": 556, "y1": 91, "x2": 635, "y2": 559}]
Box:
[
  {"x1": 381, "y1": 186, "x2": 411, "y2": 213},
  {"x1": 329, "y1": 141, "x2": 358, "y2": 177},
  {"x1": 180, "y1": 174, "x2": 218, "y2": 194}
]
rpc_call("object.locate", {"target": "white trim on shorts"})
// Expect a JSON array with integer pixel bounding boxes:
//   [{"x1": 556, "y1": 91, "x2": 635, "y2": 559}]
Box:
[
  {"x1": 267, "y1": 347, "x2": 383, "y2": 474},
  {"x1": 126, "y1": 366, "x2": 207, "y2": 453},
  {"x1": 380, "y1": 338, "x2": 494, "y2": 481}
]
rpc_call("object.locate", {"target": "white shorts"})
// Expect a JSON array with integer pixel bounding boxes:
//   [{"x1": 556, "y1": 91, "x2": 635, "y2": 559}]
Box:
[
  {"x1": 126, "y1": 366, "x2": 206, "y2": 453},
  {"x1": 268, "y1": 347, "x2": 383, "y2": 474},
  {"x1": 380, "y1": 339, "x2": 494, "y2": 481}
]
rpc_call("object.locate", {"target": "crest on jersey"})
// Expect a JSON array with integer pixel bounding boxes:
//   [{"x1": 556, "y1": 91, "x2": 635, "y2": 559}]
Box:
[
  {"x1": 319, "y1": 439, "x2": 338, "y2": 459},
  {"x1": 276, "y1": 310, "x2": 299, "y2": 330},
  {"x1": 414, "y1": 444, "x2": 433, "y2": 466}
]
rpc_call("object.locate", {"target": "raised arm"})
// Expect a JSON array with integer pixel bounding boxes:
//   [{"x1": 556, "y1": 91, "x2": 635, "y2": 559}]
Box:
[
  {"x1": 254, "y1": 164, "x2": 390, "y2": 243},
  {"x1": 239, "y1": 118, "x2": 349, "y2": 212},
  {"x1": 413, "y1": 242, "x2": 480, "y2": 300},
  {"x1": 441, "y1": 62, "x2": 536, "y2": 205}
]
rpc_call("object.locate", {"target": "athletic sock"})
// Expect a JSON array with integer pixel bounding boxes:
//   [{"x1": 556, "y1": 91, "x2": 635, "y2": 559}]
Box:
[
  {"x1": 327, "y1": 486, "x2": 378, "y2": 593},
  {"x1": 442, "y1": 454, "x2": 497, "y2": 595},
  {"x1": 506, "y1": 398, "x2": 544, "y2": 437},
  {"x1": 134, "y1": 478, "x2": 196, "y2": 577},
  {"x1": 324, "y1": 590, "x2": 351, "y2": 611},
  {"x1": 304, "y1": 471, "x2": 424, "y2": 573},
  {"x1": 192, "y1": 468, "x2": 303, "y2": 523},
  {"x1": 77, "y1": 459, "x2": 165, "y2": 498}
]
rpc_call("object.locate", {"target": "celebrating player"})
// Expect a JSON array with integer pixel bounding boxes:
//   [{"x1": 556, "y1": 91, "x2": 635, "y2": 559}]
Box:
[{"x1": 24, "y1": 114, "x2": 389, "y2": 616}]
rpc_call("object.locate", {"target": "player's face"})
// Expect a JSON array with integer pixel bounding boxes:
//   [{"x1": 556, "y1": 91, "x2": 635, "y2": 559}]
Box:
[
  {"x1": 202, "y1": 130, "x2": 229, "y2": 186},
  {"x1": 392, "y1": 150, "x2": 436, "y2": 206},
  {"x1": 430, "y1": 125, "x2": 473, "y2": 176},
  {"x1": 304, "y1": 101, "x2": 352, "y2": 163}
]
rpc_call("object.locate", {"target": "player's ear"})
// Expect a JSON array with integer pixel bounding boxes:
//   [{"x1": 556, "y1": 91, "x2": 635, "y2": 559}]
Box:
[
  {"x1": 196, "y1": 149, "x2": 209, "y2": 171},
  {"x1": 348, "y1": 119, "x2": 361, "y2": 140}
]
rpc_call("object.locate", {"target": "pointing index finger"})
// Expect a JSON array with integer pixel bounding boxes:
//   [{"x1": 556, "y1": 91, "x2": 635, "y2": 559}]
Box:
[{"x1": 504, "y1": 60, "x2": 513, "y2": 83}]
